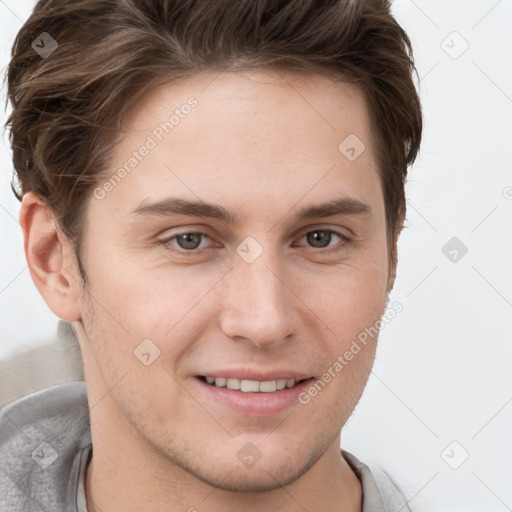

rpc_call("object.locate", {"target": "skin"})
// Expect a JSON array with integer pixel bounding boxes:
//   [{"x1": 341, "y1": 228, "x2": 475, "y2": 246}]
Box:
[{"x1": 20, "y1": 69, "x2": 397, "y2": 512}]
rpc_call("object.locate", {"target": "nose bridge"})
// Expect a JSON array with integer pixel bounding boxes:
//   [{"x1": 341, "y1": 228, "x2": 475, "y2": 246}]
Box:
[{"x1": 219, "y1": 245, "x2": 295, "y2": 347}]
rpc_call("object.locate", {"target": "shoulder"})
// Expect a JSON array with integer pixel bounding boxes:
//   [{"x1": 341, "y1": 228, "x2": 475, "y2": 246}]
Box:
[
  {"x1": 342, "y1": 450, "x2": 411, "y2": 512},
  {"x1": 0, "y1": 382, "x2": 91, "y2": 511}
]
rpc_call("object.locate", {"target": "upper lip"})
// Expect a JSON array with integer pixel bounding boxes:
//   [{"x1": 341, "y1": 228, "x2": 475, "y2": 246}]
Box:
[{"x1": 197, "y1": 369, "x2": 313, "y2": 381}]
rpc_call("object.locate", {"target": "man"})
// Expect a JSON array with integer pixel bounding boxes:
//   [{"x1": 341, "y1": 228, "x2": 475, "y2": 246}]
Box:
[{"x1": 1, "y1": 0, "x2": 422, "y2": 510}]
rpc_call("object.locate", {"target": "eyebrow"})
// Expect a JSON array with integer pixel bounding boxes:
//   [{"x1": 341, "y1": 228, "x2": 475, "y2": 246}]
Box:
[{"x1": 129, "y1": 196, "x2": 371, "y2": 223}]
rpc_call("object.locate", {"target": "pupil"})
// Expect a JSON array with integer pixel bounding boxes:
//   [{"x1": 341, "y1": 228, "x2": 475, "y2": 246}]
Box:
[
  {"x1": 307, "y1": 230, "x2": 331, "y2": 248},
  {"x1": 178, "y1": 233, "x2": 201, "y2": 250}
]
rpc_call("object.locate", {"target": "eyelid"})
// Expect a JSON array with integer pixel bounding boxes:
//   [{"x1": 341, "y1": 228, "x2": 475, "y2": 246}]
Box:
[{"x1": 294, "y1": 224, "x2": 351, "y2": 241}]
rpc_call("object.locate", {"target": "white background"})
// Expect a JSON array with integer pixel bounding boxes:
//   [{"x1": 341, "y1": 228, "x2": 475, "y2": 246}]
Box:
[{"x1": 1, "y1": 1, "x2": 511, "y2": 510}]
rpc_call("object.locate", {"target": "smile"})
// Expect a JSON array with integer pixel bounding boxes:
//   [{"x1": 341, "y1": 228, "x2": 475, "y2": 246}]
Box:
[{"x1": 200, "y1": 376, "x2": 309, "y2": 392}]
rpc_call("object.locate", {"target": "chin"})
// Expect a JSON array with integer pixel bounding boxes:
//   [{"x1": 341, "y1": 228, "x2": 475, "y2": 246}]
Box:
[
  {"x1": 161, "y1": 436, "x2": 326, "y2": 493},
  {"x1": 187, "y1": 458, "x2": 314, "y2": 493}
]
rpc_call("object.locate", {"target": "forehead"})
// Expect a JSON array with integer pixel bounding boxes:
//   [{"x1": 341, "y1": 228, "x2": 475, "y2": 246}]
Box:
[
  {"x1": 124, "y1": 68, "x2": 369, "y2": 121},
  {"x1": 92, "y1": 69, "x2": 381, "y2": 221}
]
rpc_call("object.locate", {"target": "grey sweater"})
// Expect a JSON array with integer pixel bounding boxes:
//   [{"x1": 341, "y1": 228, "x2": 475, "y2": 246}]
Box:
[{"x1": 0, "y1": 382, "x2": 410, "y2": 511}]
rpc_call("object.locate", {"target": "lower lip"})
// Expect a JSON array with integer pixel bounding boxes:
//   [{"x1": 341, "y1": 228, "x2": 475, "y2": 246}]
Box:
[{"x1": 195, "y1": 377, "x2": 314, "y2": 417}]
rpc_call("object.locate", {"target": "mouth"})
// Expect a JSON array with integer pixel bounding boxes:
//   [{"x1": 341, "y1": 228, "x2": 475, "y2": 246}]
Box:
[
  {"x1": 194, "y1": 369, "x2": 315, "y2": 416},
  {"x1": 198, "y1": 376, "x2": 310, "y2": 393}
]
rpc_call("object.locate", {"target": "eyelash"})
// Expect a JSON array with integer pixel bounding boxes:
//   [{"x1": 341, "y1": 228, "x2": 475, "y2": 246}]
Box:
[{"x1": 159, "y1": 228, "x2": 352, "y2": 256}]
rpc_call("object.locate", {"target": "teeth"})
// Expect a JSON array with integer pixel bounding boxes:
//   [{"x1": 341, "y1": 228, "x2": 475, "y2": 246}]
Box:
[
  {"x1": 259, "y1": 380, "x2": 277, "y2": 392},
  {"x1": 205, "y1": 377, "x2": 299, "y2": 392},
  {"x1": 240, "y1": 380, "x2": 260, "y2": 392},
  {"x1": 276, "y1": 379, "x2": 286, "y2": 390},
  {"x1": 226, "y1": 378, "x2": 241, "y2": 390}
]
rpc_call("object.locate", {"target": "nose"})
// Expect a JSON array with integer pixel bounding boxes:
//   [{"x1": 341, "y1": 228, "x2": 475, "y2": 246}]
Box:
[{"x1": 218, "y1": 252, "x2": 297, "y2": 349}]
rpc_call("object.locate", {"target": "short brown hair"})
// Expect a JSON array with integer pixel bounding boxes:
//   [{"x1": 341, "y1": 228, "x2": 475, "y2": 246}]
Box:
[{"x1": 6, "y1": 0, "x2": 422, "y2": 285}]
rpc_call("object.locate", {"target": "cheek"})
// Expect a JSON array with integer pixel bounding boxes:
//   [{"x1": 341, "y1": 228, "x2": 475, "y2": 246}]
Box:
[
  {"x1": 301, "y1": 257, "x2": 389, "y2": 393},
  {"x1": 83, "y1": 259, "x2": 226, "y2": 366},
  {"x1": 306, "y1": 260, "x2": 389, "y2": 331}
]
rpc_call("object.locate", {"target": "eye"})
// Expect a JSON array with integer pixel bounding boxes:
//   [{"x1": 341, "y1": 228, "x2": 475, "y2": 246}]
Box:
[
  {"x1": 160, "y1": 228, "x2": 351, "y2": 256},
  {"x1": 296, "y1": 229, "x2": 350, "y2": 252},
  {"x1": 162, "y1": 232, "x2": 212, "y2": 253}
]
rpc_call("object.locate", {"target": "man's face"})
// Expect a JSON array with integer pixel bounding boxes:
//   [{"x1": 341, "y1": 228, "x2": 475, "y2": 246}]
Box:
[{"x1": 74, "y1": 69, "x2": 391, "y2": 491}]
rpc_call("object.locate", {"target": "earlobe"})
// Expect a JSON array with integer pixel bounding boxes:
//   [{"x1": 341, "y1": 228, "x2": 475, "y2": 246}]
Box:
[{"x1": 19, "y1": 192, "x2": 82, "y2": 323}]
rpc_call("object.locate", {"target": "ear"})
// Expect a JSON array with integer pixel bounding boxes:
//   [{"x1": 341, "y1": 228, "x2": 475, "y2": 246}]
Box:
[{"x1": 19, "y1": 192, "x2": 83, "y2": 323}]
